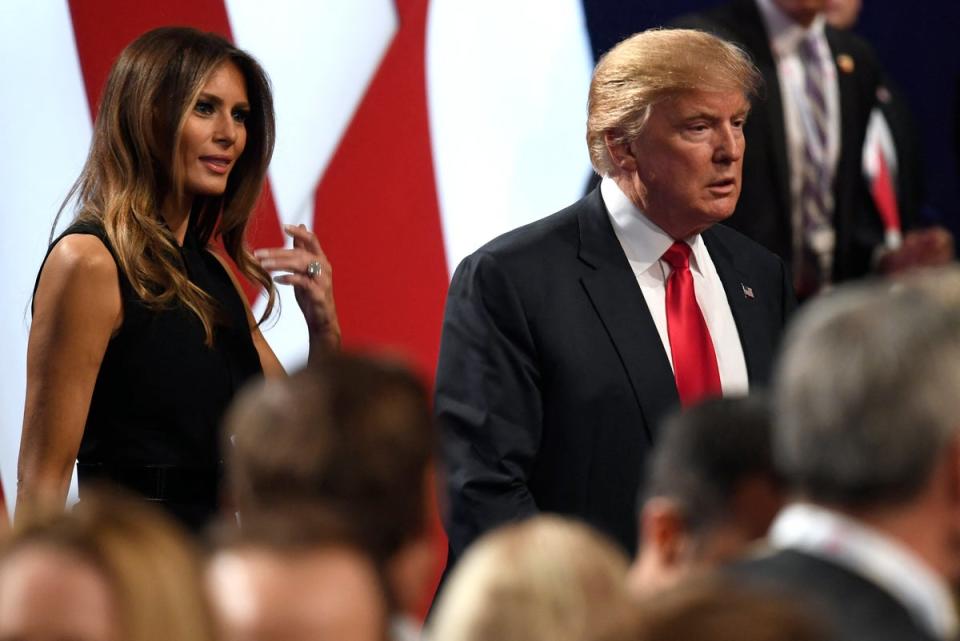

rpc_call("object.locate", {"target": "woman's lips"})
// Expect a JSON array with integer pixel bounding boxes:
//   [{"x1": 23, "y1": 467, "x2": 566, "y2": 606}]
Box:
[{"x1": 200, "y1": 156, "x2": 231, "y2": 174}]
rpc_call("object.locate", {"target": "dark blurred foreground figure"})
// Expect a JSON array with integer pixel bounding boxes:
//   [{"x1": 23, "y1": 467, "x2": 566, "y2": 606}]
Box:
[
  {"x1": 223, "y1": 353, "x2": 436, "y2": 640},
  {"x1": 206, "y1": 506, "x2": 388, "y2": 641},
  {"x1": 427, "y1": 515, "x2": 633, "y2": 641},
  {"x1": 733, "y1": 270, "x2": 960, "y2": 641},
  {"x1": 0, "y1": 487, "x2": 216, "y2": 641},
  {"x1": 598, "y1": 577, "x2": 827, "y2": 641},
  {"x1": 674, "y1": 0, "x2": 951, "y2": 299},
  {"x1": 629, "y1": 396, "x2": 783, "y2": 595}
]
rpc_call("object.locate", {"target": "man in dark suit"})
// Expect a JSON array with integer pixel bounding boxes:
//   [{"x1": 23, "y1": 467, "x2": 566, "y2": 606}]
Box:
[
  {"x1": 674, "y1": 0, "x2": 951, "y2": 298},
  {"x1": 435, "y1": 29, "x2": 793, "y2": 566},
  {"x1": 732, "y1": 274, "x2": 960, "y2": 641},
  {"x1": 628, "y1": 396, "x2": 783, "y2": 595}
]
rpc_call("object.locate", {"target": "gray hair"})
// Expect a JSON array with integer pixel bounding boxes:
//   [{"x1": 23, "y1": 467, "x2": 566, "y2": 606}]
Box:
[{"x1": 774, "y1": 273, "x2": 960, "y2": 507}]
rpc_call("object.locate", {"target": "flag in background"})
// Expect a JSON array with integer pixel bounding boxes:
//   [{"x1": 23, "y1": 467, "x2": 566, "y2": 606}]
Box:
[{"x1": 0, "y1": 0, "x2": 593, "y2": 612}]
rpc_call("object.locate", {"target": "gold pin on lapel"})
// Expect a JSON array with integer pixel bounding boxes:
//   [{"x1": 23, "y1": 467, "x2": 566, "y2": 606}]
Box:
[{"x1": 836, "y1": 54, "x2": 855, "y2": 74}]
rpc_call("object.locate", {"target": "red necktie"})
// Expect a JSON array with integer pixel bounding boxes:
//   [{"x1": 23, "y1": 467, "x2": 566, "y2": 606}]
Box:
[{"x1": 661, "y1": 242, "x2": 722, "y2": 406}]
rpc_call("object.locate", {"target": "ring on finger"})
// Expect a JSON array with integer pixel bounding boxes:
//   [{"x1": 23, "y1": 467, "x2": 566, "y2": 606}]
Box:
[{"x1": 306, "y1": 260, "x2": 322, "y2": 279}]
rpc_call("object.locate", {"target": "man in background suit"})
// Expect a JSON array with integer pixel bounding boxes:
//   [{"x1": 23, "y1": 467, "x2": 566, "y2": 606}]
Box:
[
  {"x1": 733, "y1": 272, "x2": 960, "y2": 641},
  {"x1": 675, "y1": 0, "x2": 951, "y2": 299},
  {"x1": 435, "y1": 29, "x2": 793, "y2": 568},
  {"x1": 628, "y1": 396, "x2": 783, "y2": 595}
]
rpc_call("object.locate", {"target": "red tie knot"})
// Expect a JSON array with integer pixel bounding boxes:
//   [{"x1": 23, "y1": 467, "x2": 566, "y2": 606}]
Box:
[{"x1": 662, "y1": 241, "x2": 691, "y2": 271}]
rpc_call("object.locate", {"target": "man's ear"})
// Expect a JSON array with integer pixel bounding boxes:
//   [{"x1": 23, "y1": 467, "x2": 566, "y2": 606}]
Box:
[
  {"x1": 604, "y1": 131, "x2": 638, "y2": 173},
  {"x1": 641, "y1": 497, "x2": 688, "y2": 565}
]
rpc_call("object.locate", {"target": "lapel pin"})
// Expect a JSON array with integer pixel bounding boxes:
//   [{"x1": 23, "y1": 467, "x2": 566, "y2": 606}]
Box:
[
  {"x1": 836, "y1": 54, "x2": 855, "y2": 74},
  {"x1": 742, "y1": 283, "x2": 755, "y2": 299}
]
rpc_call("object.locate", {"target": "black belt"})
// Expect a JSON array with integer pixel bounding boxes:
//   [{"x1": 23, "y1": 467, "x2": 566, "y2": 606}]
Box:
[{"x1": 77, "y1": 463, "x2": 221, "y2": 505}]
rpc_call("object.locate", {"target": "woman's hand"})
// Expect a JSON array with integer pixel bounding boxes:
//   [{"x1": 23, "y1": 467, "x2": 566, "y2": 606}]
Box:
[{"x1": 255, "y1": 224, "x2": 341, "y2": 355}]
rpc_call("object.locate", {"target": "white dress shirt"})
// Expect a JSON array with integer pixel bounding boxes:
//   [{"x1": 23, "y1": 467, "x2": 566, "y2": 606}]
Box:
[
  {"x1": 756, "y1": 0, "x2": 840, "y2": 266},
  {"x1": 770, "y1": 503, "x2": 959, "y2": 641},
  {"x1": 600, "y1": 177, "x2": 749, "y2": 396}
]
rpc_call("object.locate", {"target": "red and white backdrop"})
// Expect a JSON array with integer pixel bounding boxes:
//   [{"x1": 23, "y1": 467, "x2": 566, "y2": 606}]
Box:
[{"x1": 0, "y1": 0, "x2": 593, "y2": 600}]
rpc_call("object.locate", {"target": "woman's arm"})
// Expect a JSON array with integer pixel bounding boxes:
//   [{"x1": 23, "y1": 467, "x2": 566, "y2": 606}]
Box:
[{"x1": 17, "y1": 235, "x2": 122, "y2": 517}]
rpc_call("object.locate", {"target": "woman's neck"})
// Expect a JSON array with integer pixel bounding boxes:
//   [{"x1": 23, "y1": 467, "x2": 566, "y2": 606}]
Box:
[{"x1": 160, "y1": 195, "x2": 193, "y2": 246}]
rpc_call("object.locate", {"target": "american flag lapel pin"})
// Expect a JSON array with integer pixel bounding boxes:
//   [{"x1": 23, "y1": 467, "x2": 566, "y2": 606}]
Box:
[{"x1": 741, "y1": 283, "x2": 755, "y2": 299}]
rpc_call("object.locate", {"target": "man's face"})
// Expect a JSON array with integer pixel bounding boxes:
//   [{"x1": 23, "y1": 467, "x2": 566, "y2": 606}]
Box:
[{"x1": 628, "y1": 89, "x2": 749, "y2": 239}]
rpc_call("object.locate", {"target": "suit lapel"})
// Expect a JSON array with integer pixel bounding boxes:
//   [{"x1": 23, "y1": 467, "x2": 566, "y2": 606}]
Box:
[
  {"x1": 735, "y1": 0, "x2": 792, "y2": 218},
  {"x1": 703, "y1": 228, "x2": 765, "y2": 383},
  {"x1": 576, "y1": 190, "x2": 678, "y2": 443}
]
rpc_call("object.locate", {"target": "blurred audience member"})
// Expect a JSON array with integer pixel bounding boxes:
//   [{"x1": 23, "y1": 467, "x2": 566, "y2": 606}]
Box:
[
  {"x1": 825, "y1": 0, "x2": 948, "y2": 275},
  {"x1": 0, "y1": 487, "x2": 216, "y2": 641},
  {"x1": 207, "y1": 506, "x2": 388, "y2": 641},
  {"x1": 223, "y1": 353, "x2": 436, "y2": 639},
  {"x1": 427, "y1": 515, "x2": 632, "y2": 641},
  {"x1": 629, "y1": 396, "x2": 783, "y2": 595},
  {"x1": 734, "y1": 274, "x2": 960, "y2": 641},
  {"x1": 599, "y1": 577, "x2": 826, "y2": 641}
]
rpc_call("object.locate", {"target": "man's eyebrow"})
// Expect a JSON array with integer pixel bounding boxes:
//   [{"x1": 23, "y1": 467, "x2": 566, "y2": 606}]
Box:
[{"x1": 678, "y1": 107, "x2": 751, "y2": 122}]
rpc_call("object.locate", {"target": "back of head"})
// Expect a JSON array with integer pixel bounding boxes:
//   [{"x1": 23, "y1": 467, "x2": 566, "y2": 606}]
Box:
[
  {"x1": 225, "y1": 353, "x2": 435, "y2": 564},
  {"x1": 644, "y1": 396, "x2": 780, "y2": 544},
  {"x1": 207, "y1": 506, "x2": 388, "y2": 641},
  {"x1": 0, "y1": 487, "x2": 215, "y2": 641},
  {"x1": 427, "y1": 515, "x2": 631, "y2": 641},
  {"x1": 598, "y1": 576, "x2": 826, "y2": 641},
  {"x1": 587, "y1": 28, "x2": 760, "y2": 175},
  {"x1": 775, "y1": 274, "x2": 960, "y2": 507}
]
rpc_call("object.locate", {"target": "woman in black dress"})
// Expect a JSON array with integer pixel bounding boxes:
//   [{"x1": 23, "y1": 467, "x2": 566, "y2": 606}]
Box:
[{"x1": 17, "y1": 27, "x2": 340, "y2": 530}]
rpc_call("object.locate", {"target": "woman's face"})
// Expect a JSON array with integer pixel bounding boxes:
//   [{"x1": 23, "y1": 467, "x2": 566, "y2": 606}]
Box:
[
  {"x1": 179, "y1": 61, "x2": 250, "y2": 199},
  {"x1": 0, "y1": 546, "x2": 120, "y2": 641}
]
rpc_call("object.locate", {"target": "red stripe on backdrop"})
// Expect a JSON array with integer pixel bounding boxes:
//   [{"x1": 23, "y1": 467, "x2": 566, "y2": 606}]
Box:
[
  {"x1": 66, "y1": 0, "x2": 283, "y2": 301},
  {"x1": 313, "y1": 0, "x2": 449, "y2": 380},
  {"x1": 312, "y1": 0, "x2": 450, "y2": 615}
]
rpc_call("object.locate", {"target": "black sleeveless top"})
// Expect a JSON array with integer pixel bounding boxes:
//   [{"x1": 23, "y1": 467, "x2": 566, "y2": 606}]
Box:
[{"x1": 34, "y1": 220, "x2": 263, "y2": 530}]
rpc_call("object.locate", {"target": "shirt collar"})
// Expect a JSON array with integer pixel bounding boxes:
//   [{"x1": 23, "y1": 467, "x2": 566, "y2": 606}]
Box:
[
  {"x1": 769, "y1": 502, "x2": 959, "y2": 640},
  {"x1": 755, "y1": 0, "x2": 828, "y2": 58},
  {"x1": 599, "y1": 176, "x2": 707, "y2": 276}
]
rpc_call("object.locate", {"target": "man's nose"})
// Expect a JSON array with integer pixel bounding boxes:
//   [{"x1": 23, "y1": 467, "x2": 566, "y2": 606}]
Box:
[{"x1": 713, "y1": 125, "x2": 743, "y2": 163}]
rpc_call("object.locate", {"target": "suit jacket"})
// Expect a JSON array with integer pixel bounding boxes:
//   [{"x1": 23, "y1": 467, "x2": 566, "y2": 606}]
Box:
[
  {"x1": 435, "y1": 188, "x2": 793, "y2": 562},
  {"x1": 674, "y1": 0, "x2": 887, "y2": 284},
  {"x1": 731, "y1": 549, "x2": 940, "y2": 641}
]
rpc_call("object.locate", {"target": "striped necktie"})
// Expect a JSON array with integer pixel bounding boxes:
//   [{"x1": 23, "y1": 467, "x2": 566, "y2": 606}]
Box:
[{"x1": 795, "y1": 35, "x2": 835, "y2": 298}]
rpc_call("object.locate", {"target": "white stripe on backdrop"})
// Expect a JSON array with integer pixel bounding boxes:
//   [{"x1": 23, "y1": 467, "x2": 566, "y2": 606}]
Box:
[
  {"x1": 427, "y1": 0, "x2": 594, "y2": 274},
  {"x1": 0, "y1": 0, "x2": 593, "y2": 519},
  {"x1": 0, "y1": 0, "x2": 91, "y2": 508}
]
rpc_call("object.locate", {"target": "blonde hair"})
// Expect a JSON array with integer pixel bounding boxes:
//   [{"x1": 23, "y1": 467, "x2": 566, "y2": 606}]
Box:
[
  {"x1": 1, "y1": 487, "x2": 217, "y2": 641},
  {"x1": 427, "y1": 515, "x2": 631, "y2": 641},
  {"x1": 587, "y1": 28, "x2": 761, "y2": 175},
  {"x1": 56, "y1": 27, "x2": 276, "y2": 345}
]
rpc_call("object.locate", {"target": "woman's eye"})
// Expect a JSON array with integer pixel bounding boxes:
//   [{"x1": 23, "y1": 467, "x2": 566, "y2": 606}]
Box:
[
  {"x1": 233, "y1": 109, "x2": 249, "y2": 124},
  {"x1": 194, "y1": 101, "x2": 214, "y2": 115}
]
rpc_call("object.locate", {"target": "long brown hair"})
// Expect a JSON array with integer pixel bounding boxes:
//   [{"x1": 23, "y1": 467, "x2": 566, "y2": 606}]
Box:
[{"x1": 55, "y1": 26, "x2": 276, "y2": 344}]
